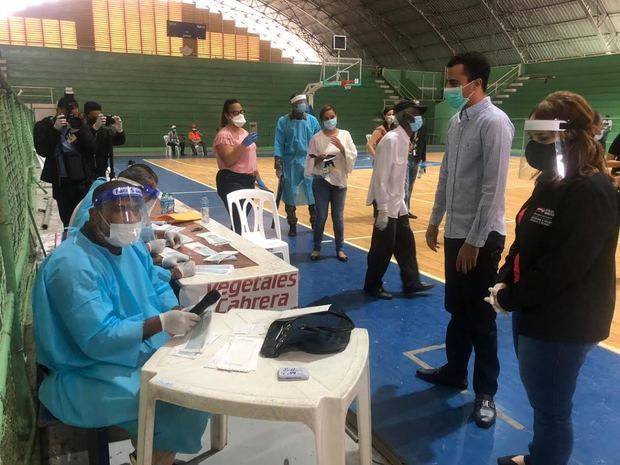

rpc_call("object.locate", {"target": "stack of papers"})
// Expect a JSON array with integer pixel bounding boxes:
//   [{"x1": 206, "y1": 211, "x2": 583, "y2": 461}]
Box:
[
  {"x1": 160, "y1": 247, "x2": 190, "y2": 262},
  {"x1": 197, "y1": 233, "x2": 231, "y2": 246},
  {"x1": 205, "y1": 336, "x2": 263, "y2": 372},
  {"x1": 151, "y1": 224, "x2": 185, "y2": 234},
  {"x1": 195, "y1": 264, "x2": 235, "y2": 275},
  {"x1": 204, "y1": 251, "x2": 238, "y2": 263},
  {"x1": 184, "y1": 242, "x2": 217, "y2": 257}
]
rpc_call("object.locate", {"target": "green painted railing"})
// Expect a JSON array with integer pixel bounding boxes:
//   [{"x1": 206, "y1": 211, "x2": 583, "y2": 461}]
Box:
[{"x1": 0, "y1": 75, "x2": 38, "y2": 465}]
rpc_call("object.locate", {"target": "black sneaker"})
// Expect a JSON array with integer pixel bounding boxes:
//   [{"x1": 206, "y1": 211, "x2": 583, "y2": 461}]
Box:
[{"x1": 473, "y1": 396, "x2": 496, "y2": 428}]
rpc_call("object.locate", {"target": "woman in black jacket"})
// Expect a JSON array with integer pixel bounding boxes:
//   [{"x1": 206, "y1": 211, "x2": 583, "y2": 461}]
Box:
[{"x1": 490, "y1": 92, "x2": 619, "y2": 465}]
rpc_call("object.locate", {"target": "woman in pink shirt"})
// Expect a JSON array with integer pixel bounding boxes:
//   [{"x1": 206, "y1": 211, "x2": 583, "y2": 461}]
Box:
[{"x1": 213, "y1": 99, "x2": 262, "y2": 233}]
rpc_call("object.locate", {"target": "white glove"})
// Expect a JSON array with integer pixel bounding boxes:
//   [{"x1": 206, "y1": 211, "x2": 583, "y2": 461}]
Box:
[
  {"x1": 375, "y1": 210, "x2": 389, "y2": 231},
  {"x1": 176, "y1": 260, "x2": 196, "y2": 278},
  {"x1": 113, "y1": 115, "x2": 123, "y2": 133},
  {"x1": 164, "y1": 230, "x2": 182, "y2": 249},
  {"x1": 53, "y1": 116, "x2": 67, "y2": 131},
  {"x1": 93, "y1": 114, "x2": 106, "y2": 131},
  {"x1": 161, "y1": 255, "x2": 179, "y2": 268},
  {"x1": 484, "y1": 283, "x2": 508, "y2": 314},
  {"x1": 159, "y1": 309, "x2": 200, "y2": 335},
  {"x1": 146, "y1": 239, "x2": 166, "y2": 255}
]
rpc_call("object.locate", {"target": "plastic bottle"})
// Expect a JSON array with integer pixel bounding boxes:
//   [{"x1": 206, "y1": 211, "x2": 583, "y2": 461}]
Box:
[
  {"x1": 169, "y1": 194, "x2": 176, "y2": 213},
  {"x1": 160, "y1": 193, "x2": 168, "y2": 214},
  {"x1": 201, "y1": 195, "x2": 210, "y2": 223}
]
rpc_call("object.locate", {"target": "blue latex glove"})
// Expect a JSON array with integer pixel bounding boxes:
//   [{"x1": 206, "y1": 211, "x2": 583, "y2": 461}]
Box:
[
  {"x1": 242, "y1": 132, "x2": 258, "y2": 147},
  {"x1": 255, "y1": 178, "x2": 271, "y2": 192}
]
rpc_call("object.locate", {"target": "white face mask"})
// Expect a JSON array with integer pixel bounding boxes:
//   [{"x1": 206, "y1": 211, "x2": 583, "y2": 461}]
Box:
[
  {"x1": 105, "y1": 221, "x2": 143, "y2": 247},
  {"x1": 385, "y1": 115, "x2": 395, "y2": 125},
  {"x1": 231, "y1": 114, "x2": 246, "y2": 127}
]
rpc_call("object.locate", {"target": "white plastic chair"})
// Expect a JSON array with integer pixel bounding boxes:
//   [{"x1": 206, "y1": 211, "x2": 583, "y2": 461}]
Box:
[
  {"x1": 226, "y1": 189, "x2": 290, "y2": 263},
  {"x1": 163, "y1": 135, "x2": 172, "y2": 158}
]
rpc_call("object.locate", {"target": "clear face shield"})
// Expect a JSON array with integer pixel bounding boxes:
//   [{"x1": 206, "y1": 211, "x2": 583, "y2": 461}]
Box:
[
  {"x1": 519, "y1": 119, "x2": 568, "y2": 181},
  {"x1": 93, "y1": 186, "x2": 149, "y2": 247}
]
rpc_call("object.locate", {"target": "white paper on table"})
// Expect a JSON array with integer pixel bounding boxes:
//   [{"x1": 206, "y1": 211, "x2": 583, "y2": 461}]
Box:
[
  {"x1": 171, "y1": 333, "x2": 220, "y2": 359},
  {"x1": 232, "y1": 323, "x2": 267, "y2": 337},
  {"x1": 152, "y1": 223, "x2": 185, "y2": 233},
  {"x1": 160, "y1": 247, "x2": 190, "y2": 261},
  {"x1": 197, "y1": 233, "x2": 231, "y2": 246},
  {"x1": 184, "y1": 242, "x2": 217, "y2": 256},
  {"x1": 203, "y1": 251, "x2": 238, "y2": 263},
  {"x1": 177, "y1": 234, "x2": 194, "y2": 245},
  {"x1": 195, "y1": 264, "x2": 235, "y2": 275},
  {"x1": 204, "y1": 336, "x2": 262, "y2": 372}
]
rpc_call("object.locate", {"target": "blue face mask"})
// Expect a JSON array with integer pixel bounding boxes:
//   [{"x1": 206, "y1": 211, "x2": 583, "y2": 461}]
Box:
[
  {"x1": 443, "y1": 81, "x2": 474, "y2": 109},
  {"x1": 295, "y1": 103, "x2": 307, "y2": 114},
  {"x1": 323, "y1": 117, "x2": 337, "y2": 130},
  {"x1": 409, "y1": 115, "x2": 423, "y2": 132}
]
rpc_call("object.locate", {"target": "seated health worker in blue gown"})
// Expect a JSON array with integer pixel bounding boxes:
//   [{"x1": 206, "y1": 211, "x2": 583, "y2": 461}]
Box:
[{"x1": 33, "y1": 181, "x2": 210, "y2": 465}]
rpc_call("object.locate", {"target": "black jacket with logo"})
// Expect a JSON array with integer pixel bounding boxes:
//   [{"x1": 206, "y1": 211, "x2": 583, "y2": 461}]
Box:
[{"x1": 497, "y1": 172, "x2": 618, "y2": 343}]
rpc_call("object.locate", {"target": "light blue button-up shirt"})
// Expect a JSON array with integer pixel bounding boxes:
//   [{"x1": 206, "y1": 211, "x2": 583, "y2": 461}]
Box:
[{"x1": 430, "y1": 97, "x2": 514, "y2": 247}]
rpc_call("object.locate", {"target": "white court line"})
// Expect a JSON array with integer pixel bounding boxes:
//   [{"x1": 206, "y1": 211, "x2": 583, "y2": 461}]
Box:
[{"x1": 146, "y1": 158, "x2": 620, "y2": 356}]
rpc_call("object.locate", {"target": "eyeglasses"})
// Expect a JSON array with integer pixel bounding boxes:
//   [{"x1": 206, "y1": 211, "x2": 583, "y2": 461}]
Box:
[{"x1": 229, "y1": 110, "x2": 245, "y2": 116}]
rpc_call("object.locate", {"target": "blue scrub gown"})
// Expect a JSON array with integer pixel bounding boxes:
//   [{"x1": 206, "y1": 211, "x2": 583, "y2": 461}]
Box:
[
  {"x1": 33, "y1": 231, "x2": 209, "y2": 453},
  {"x1": 273, "y1": 113, "x2": 321, "y2": 206}
]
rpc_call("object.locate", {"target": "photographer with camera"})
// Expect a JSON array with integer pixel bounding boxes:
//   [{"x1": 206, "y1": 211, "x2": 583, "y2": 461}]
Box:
[
  {"x1": 34, "y1": 95, "x2": 97, "y2": 228},
  {"x1": 84, "y1": 101, "x2": 125, "y2": 179}
]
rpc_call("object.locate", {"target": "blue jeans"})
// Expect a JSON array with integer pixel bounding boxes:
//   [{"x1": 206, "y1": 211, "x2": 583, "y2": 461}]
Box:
[
  {"x1": 404, "y1": 159, "x2": 419, "y2": 211},
  {"x1": 312, "y1": 176, "x2": 347, "y2": 252},
  {"x1": 517, "y1": 333, "x2": 593, "y2": 465}
]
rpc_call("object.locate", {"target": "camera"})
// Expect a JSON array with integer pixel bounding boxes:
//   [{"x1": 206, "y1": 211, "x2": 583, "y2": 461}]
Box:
[{"x1": 104, "y1": 114, "x2": 116, "y2": 126}]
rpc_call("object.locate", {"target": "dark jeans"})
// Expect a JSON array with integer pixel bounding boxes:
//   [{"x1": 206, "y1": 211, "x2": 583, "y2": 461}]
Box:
[
  {"x1": 517, "y1": 334, "x2": 593, "y2": 465},
  {"x1": 443, "y1": 232, "x2": 505, "y2": 397},
  {"x1": 53, "y1": 181, "x2": 91, "y2": 228},
  {"x1": 404, "y1": 159, "x2": 419, "y2": 211},
  {"x1": 364, "y1": 215, "x2": 421, "y2": 292},
  {"x1": 312, "y1": 176, "x2": 347, "y2": 252},
  {"x1": 216, "y1": 169, "x2": 255, "y2": 234},
  {"x1": 284, "y1": 204, "x2": 316, "y2": 227}
]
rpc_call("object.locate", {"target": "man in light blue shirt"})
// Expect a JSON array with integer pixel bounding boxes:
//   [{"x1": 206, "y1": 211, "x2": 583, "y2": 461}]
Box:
[{"x1": 417, "y1": 52, "x2": 514, "y2": 429}]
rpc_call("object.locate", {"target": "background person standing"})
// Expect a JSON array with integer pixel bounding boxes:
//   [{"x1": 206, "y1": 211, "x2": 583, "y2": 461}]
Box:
[{"x1": 274, "y1": 94, "x2": 320, "y2": 237}]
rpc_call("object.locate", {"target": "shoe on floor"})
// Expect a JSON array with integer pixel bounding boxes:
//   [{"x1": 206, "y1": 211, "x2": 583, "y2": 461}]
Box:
[
  {"x1": 337, "y1": 252, "x2": 348, "y2": 262},
  {"x1": 497, "y1": 455, "x2": 530, "y2": 465},
  {"x1": 473, "y1": 395, "x2": 496, "y2": 428},
  {"x1": 363, "y1": 287, "x2": 393, "y2": 300},
  {"x1": 288, "y1": 224, "x2": 297, "y2": 237},
  {"x1": 403, "y1": 282, "x2": 435, "y2": 295},
  {"x1": 415, "y1": 366, "x2": 468, "y2": 390},
  {"x1": 310, "y1": 252, "x2": 320, "y2": 261},
  {"x1": 407, "y1": 212, "x2": 418, "y2": 219}
]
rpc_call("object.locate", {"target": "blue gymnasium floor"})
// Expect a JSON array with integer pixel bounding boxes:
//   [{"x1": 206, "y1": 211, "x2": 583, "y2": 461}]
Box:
[{"x1": 120, "y1": 155, "x2": 620, "y2": 465}]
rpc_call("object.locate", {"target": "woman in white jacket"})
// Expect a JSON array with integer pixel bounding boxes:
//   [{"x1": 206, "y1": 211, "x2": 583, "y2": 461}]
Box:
[{"x1": 304, "y1": 105, "x2": 357, "y2": 262}]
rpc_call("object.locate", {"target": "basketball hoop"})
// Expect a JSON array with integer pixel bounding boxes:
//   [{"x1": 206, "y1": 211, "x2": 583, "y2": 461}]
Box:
[{"x1": 340, "y1": 80, "x2": 354, "y2": 90}]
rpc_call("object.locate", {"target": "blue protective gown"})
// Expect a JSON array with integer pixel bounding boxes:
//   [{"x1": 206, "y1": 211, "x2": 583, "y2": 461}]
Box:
[
  {"x1": 273, "y1": 113, "x2": 321, "y2": 206},
  {"x1": 33, "y1": 231, "x2": 210, "y2": 453}
]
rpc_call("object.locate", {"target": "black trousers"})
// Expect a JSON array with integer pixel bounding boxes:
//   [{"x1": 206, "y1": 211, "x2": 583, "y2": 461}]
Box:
[
  {"x1": 216, "y1": 169, "x2": 255, "y2": 234},
  {"x1": 52, "y1": 181, "x2": 91, "y2": 228},
  {"x1": 364, "y1": 215, "x2": 421, "y2": 292},
  {"x1": 284, "y1": 204, "x2": 316, "y2": 227},
  {"x1": 443, "y1": 231, "x2": 505, "y2": 397}
]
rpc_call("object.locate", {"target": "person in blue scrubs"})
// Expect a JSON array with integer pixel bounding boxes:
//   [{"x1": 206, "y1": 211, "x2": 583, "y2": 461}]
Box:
[
  {"x1": 274, "y1": 94, "x2": 321, "y2": 236},
  {"x1": 33, "y1": 181, "x2": 209, "y2": 465}
]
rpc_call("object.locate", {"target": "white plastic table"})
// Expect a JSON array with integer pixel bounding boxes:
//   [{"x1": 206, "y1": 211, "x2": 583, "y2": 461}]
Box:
[{"x1": 136, "y1": 307, "x2": 372, "y2": 465}]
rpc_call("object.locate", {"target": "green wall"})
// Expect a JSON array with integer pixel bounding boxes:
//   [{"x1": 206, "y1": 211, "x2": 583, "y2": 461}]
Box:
[{"x1": 0, "y1": 45, "x2": 387, "y2": 149}]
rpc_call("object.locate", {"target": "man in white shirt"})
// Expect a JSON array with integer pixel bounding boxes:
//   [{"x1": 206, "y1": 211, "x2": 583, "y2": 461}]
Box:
[{"x1": 364, "y1": 99, "x2": 434, "y2": 300}]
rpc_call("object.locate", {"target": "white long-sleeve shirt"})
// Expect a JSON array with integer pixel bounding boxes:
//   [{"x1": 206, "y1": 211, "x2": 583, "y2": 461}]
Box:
[
  {"x1": 366, "y1": 125, "x2": 409, "y2": 218},
  {"x1": 304, "y1": 129, "x2": 357, "y2": 188},
  {"x1": 430, "y1": 97, "x2": 514, "y2": 247}
]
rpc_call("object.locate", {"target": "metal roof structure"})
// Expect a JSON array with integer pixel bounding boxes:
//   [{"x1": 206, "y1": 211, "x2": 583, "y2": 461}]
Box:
[{"x1": 246, "y1": 0, "x2": 620, "y2": 69}]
